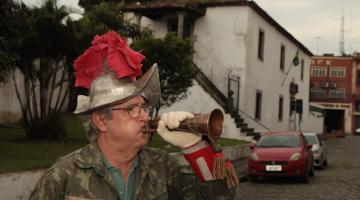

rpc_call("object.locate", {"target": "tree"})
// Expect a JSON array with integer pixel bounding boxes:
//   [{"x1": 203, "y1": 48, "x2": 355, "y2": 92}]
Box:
[
  {"x1": 1, "y1": 0, "x2": 197, "y2": 139},
  {"x1": 6, "y1": 0, "x2": 77, "y2": 139},
  {"x1": 132, "y1": 33, "x2": 197, "y2": 115},
  {"x1": 0, "y1": 0, "x2": 30, "y2": 84},
  {"x1": 66, "y1": 1, "x2": 146, "y2": 111}
]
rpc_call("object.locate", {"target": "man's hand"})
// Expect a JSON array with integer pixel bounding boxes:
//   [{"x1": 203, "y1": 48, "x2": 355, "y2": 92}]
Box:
[{"x1": 157, "y1": 111, "x2": 201, "y2": 148}]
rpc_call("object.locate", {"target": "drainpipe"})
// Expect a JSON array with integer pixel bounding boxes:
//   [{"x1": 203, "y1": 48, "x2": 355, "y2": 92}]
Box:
[{"x1": 177, "y1": 12, "x2": 185, "y2": 38}]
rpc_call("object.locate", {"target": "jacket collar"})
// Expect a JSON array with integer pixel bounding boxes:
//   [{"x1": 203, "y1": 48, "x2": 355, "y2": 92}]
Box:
[
  {"x1": 74, "y1": 143, "x2": 107, "y2": 176},
  {"x1": 74, "y1": 143, "x2": 154, "y2": 197}
]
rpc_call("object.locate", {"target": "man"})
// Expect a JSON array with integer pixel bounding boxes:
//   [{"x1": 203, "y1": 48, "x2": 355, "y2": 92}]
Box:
[{"x1": 30, "y1": 31, "x2": 235, "y2": 199}]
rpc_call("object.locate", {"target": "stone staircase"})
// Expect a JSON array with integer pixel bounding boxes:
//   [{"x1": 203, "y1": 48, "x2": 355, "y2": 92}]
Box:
[
  {"x1": 194, "y1": 67, "x2": 261, "y2": 140},
  {"x1": 230, "y1": 111, "x2": 261, "y2": 140}
]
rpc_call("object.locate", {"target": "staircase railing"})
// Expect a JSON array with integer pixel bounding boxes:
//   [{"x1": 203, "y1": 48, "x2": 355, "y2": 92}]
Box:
[
  {"x1": 236, "y1": 109, "x2": 271, "y2": 131},
  {"x1": 194, "y1": 40, "x2": 271, "y2": 132}
]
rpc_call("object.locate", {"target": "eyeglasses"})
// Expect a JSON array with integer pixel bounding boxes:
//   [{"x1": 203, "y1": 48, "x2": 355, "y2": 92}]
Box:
[{"x1": 112, "y1": 104, "x2": 151, "y2": 118}]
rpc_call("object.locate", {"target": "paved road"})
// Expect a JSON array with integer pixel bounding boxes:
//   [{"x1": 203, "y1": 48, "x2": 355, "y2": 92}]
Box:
[{"x1": 234, "y1": 135, "x2": 360, "y2": 200}]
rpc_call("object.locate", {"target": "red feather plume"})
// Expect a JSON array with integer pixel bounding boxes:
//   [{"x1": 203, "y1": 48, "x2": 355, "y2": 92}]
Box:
[{"x1": 73, "y1": 31, "x2": 145, "y2": 89}]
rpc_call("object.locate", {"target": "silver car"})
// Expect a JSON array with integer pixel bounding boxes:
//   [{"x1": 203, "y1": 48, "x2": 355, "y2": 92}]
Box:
[{"x1": 303, "y1": 132, "x2": 328, "y2": 169}]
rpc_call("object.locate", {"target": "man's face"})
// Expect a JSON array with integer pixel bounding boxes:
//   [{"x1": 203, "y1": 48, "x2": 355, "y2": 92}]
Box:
[{"x1": 99, "y1": 96, "x2": 151, "y2": 148}]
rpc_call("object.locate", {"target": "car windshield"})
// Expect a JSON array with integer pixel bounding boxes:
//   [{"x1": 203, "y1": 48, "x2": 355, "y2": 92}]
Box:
[
  {"x1": 304, "y1": 134, "x2": 319, "y2": 144},
  {"x1": 257, "y1": 134, "x2": 300, "y2": 147}
]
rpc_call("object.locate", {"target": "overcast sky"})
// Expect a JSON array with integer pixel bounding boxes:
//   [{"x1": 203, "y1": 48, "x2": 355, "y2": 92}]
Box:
[{"x1": 22, "y1": 0, "x2": 360, "y2": 56}]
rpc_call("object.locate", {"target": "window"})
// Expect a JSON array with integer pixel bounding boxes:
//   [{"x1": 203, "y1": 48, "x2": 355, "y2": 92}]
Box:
[
  {"x1": 255, "y1": 90, "x2": 262, "y2": 120},
  {"x1": 167, "y1": 19, "x2": 178, "y2": 33},
  {"x1": 280, "y1": 45, "x2": 285, "y2": 71},
  {"x1": 300, "y1": 59, "x2": 304, "y2": 81},
  {"x1": 356, "y1": 100, "x2": 360, "y2": 112},
  {"x1": 257, "y1": 29, "x2": 265, "y2": 60},
  {"x1": 329, "y1": 67, "x2": 345, "y2": 78},
  {"x1": 182, "y1": 19, "x2": 193, "y2": 38},
  {"x1": 311, "y1": 67, "x2": 327, "y2": 77},
  {"x1": 278, "y1": 96, "x2": 284, "y2": 121},
  {"x1": 167, "y1": 18, "x2": 193, "y2": 38},
  {"x1": 310, "y1": 89, "x2": 326, "y2": 99},
  {"x1": 357, "y1": 71, "x2": 360, "y2": 85},
  {"x1": 329, "y1": 89, "x2": 345, "y2": 99}
]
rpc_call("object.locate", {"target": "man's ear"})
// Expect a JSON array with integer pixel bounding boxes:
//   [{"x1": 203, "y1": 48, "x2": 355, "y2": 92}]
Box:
[{"x1": 92, "y1": 112, "x2": 108, "y2": 132}]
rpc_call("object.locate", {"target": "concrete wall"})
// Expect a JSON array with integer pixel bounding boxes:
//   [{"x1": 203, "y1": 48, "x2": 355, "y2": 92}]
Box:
[
  {"x1": 0, "y1": 68, "x2": 69, "y2": 125},
  {"x1": 0, "y1": 69, "x2": 23, "y2": 125},
  {"x1": 0, "y1": 170, "x2": 44, "y2": 200}
]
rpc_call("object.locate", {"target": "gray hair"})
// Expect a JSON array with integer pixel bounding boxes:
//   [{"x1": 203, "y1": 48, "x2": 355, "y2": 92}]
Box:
[{"x1": 80, "y1": 106, "x2": 113, "y2": 143}]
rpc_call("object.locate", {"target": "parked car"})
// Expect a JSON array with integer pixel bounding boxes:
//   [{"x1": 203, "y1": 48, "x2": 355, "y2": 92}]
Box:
[
  {"x1": 303, "y1": 132, "x2": 328, "y2": 169},
  {"x1": 248, "y1": 131, "x2": 314, "y2": 182}
]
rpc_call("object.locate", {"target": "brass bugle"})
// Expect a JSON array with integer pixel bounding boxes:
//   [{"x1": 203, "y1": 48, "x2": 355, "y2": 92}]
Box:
[{"x1": 145, "y1": 109, "x2": 224, "y2": 142}]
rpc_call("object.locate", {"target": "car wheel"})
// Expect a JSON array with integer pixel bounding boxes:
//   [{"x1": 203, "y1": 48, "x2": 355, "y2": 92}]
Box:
[
  {"x1": 301, "y1": 166, "x2": 310, "y2": 183},
  {"x1": 301, "y1": 172, "x2": 309, "y2": 183},
  {"x1": 250, "y1": 175, "x2": 258, "y2": 182},
  {"x1": 309, "y1": 164, "x2": 315, "y2": 176},
  {"x1": 318, "y1": 160, "x2": 324, "y2": 170}
]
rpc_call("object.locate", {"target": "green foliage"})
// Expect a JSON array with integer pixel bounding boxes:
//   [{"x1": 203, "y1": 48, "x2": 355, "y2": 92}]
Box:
[
  {"x1": 132, "y1": 33, "x2": 198, "y2": 110},
  {"x1": 69, "y1": 2, "x2": 143, "y2": 58},
  {"x1": 1, "y1": 0, "x2": 78, "y2": 140},
  {"x1": 0, "y1": 0, "x2": 30, "y2": 83}
]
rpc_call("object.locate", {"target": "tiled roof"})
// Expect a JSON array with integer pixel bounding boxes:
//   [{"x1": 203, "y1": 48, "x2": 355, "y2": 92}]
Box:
[{"x1": 120, "y1": 0, "x2": 313, "y2": 56}]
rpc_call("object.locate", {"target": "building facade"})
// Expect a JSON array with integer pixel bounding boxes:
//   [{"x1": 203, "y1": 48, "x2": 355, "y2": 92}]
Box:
[
  {"x1": 310, "y1": 55, "x2": 353, "y2": 134},
  {"x1": 122, "y1": 0, "x2": 324, "y2": 136},
  {"x1": 351, "y1": 53, "x2": 360, "y2": 133}
]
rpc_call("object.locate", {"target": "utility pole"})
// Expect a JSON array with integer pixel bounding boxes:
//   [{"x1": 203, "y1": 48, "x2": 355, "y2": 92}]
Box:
[
  {"x1": 339, "y1": 5, "x2": 345, "y2": 56},
  {"x1": 315, "y1": 36, "x2": 322, "y2": 55}
]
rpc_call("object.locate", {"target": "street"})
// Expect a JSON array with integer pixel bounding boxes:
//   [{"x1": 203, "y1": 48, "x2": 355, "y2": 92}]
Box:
[{"x1": 234, "y1": 135, "x2": 360, "y2": 200}]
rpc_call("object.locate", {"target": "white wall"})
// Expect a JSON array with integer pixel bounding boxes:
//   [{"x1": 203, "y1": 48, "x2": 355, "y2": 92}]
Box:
[
  {"x1": 159, "y1": 81, "x2": 252, "y2": 141},
  {"x1": 0, "y1": 69, "x2": 23, "y2": 124},
  {"x1": 193, "y1": 6, "x2": 248, "y2": 94},
  {"x1": 243, "y1": 8, "x2": 315, "y2": 133},
  {"x1": 305, "y1": 111, "x2": 325, "y2": 134}
]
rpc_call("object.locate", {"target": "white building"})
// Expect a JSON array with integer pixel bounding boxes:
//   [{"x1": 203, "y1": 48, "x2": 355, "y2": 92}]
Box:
[{"x1": 122, "y1": 1, "x2": 324, "y2": 138}]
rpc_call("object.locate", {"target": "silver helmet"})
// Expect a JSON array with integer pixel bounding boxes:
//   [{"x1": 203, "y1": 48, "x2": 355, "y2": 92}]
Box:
[{"x1": 74, "y1": 64, "x2": 160, "y2": 114}]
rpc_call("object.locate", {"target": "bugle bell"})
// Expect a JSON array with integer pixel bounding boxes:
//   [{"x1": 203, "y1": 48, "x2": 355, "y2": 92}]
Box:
[{"x1": 145, "y1": 109, "x2": 224, "y2": 142}]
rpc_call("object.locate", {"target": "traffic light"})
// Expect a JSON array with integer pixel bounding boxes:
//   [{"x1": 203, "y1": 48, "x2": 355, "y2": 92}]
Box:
[
  {"x1": 290, "y1": 99, "x2": 303, "y2": 114},
  {"x1": 296, "y1": 99, "x2": 303, "y2": 114}
]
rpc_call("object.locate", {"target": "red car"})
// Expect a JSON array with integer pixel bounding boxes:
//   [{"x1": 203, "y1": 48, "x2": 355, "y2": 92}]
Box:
[{"x1": 248, "y1": 131, "x2": 314, "y2": 182}]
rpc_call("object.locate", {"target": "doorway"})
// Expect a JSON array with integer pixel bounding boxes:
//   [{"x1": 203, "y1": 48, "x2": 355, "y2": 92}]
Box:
[{"x1": 324, "y1": 109, "x2": 344, "y2": 133}]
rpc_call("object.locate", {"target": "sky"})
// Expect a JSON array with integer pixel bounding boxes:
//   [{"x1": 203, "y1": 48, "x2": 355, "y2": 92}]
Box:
[{"x1": 22, "y1": 0, "x2": 360, "y2": 56}]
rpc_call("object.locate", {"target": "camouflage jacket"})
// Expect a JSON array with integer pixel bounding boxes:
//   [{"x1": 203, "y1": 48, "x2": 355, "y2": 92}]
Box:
[{"x1": 29, "y1": 143, "x2": 234, "y2": 200}]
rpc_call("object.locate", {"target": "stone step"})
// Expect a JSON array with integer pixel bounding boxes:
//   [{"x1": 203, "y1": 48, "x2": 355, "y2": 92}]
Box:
[
  {"x1": 235, "y1": 116, "x2": 244, "y2": 123},
  {"x1": 237, "y1": 123, "x2": 248, "y2": 129}
]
